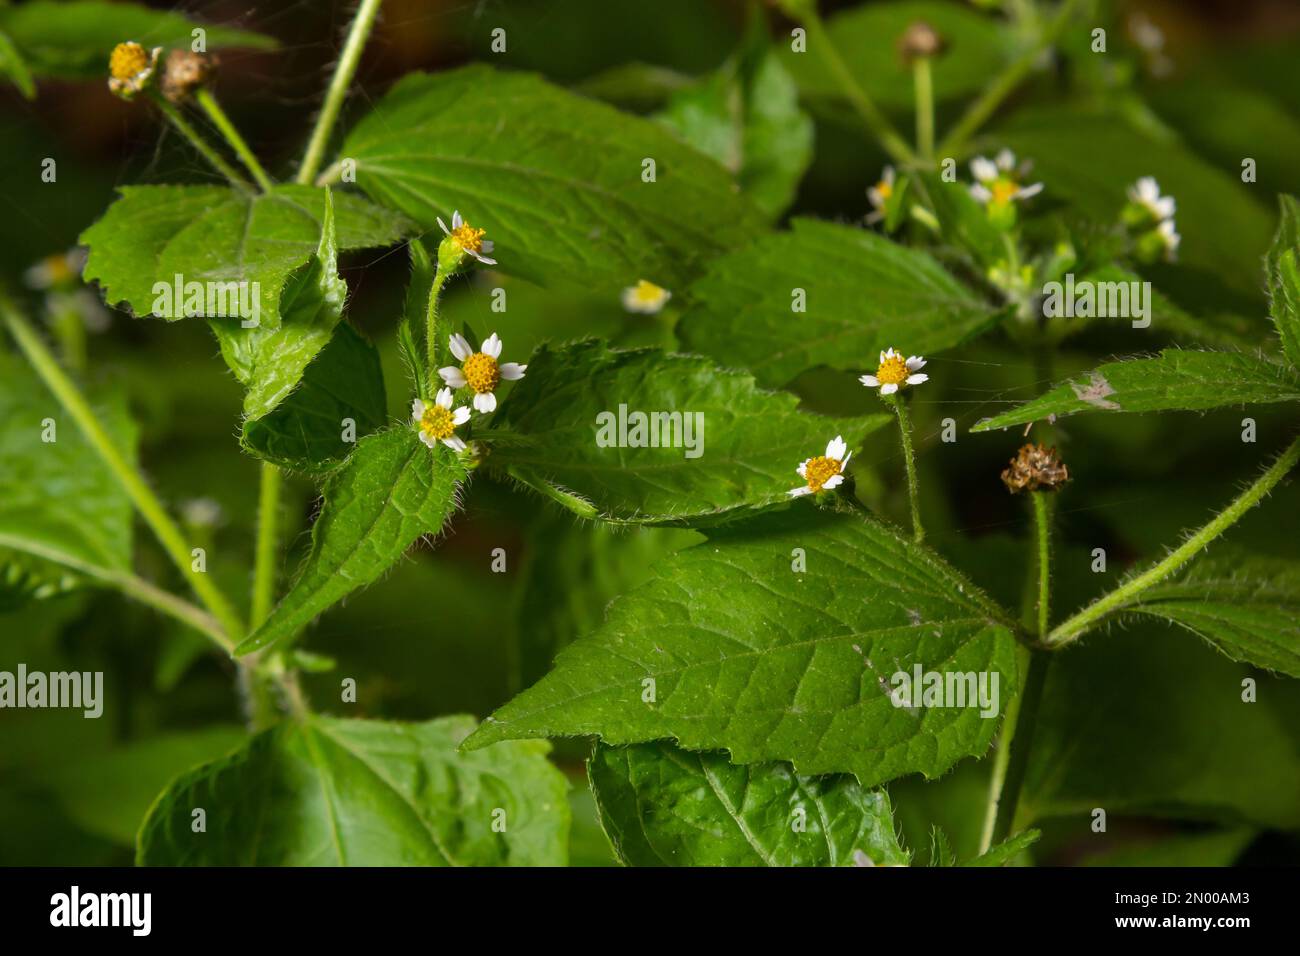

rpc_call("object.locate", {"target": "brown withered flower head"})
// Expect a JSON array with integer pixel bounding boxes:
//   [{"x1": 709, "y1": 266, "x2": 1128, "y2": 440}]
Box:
[
  {"x1": 1001, "y1": 443, "x2": 1070, "y2": 494},
  {"x1": 161, "y1": 49, "x2": 217, "y2": 103},
  {"x1": 899, "y1": 21, "x2": 946, "y2": 62}
]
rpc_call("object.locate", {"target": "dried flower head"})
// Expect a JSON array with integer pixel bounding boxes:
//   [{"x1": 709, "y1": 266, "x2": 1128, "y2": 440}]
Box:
[
  {"x1": 1001, "y1": 443, "x2": 1070, "y2": 494},
  {"x1": 899, "y1": 21, "x2": 946, "y2": 61},
  {"x1": 161, "y1": 49, "x2": 217, "y2": 103},
  {"x1": 108, "y1": 42, "x2": 160, "y2": 100}
]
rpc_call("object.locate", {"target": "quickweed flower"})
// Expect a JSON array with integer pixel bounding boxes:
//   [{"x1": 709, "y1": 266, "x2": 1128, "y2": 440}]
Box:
[
  {"x1": 790, "y1": 436, "x2": 852, "y2": 497},
  {"x1": 969, "y1": 149, "x2": 1042, "y2": 228},
  {"x1": 621, "y1": 279, "x2": 672, "y2": 314},
  {"x1": 412, "y1": 388, "x2": 471, "y2": 452},
  {"x1": 1124, "y1": 177, "x2": 1179, "y2": 263},
  {"x1": 1001, "y1": 443, "x2": 1070, "y2": 493},
  {"x1": 436, "y1": 210, "x2": 496, "y2": 267},
  {"x1": 439, "y1": 332, "x2": 526, "y2": 414},
  {"x1": 866, "y1": 166, "x2": 896, "y2": 225},
  {"x1": 108, "y1": 42, "x2": 160, "y2": 101},
  {"x1": 860, "y1": 348, "x2": 928, "y2": 396},
  {"x1": 1127, "y1": 176, "x2": 1175, "y2": 222}
]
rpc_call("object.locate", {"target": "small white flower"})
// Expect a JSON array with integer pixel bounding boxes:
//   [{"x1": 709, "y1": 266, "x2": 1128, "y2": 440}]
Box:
[
  {"x1": 412, "y1": 388, "x2": 471, "y2": 452},
  {"x1": 1156, "y1": 217, "x2": 1180, "y2": 261},
  {"x1": 24, "y1": 249, "x2": 86, "y2": 291},
  {"x1": 1128, "y1": 176, "x2": 1176, "y2": 221},
  {"x1": 621, "y1": 279, "x2": 672, "y2": 314},
  {"x1": 866, "y1": 166, "x2": 896, "y2": 224},
  {"x1": 439, "y1": 331, "x2": 526, "y2": 414},
  {"x1": 790, "y1": 436, "x2": 852, "y2": 497},
  {"x1": 859, "y1": 348, "x2": 928, "y2": 396},
  {"x1": 436, "y1": 210, "x2": 497, "y2": 265},
  {"x1": 969, "y1": 150, "x2": 1043, "y2": 206}
]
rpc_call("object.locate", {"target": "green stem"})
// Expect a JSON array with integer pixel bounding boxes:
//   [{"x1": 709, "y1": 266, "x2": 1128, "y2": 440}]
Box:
[
  {"x1": 799, "y1": 9, "x2": 917, "y2": 166},
  {"x1": 149, "y1": 91, "x2": 252, "y2": 193},
  {"x1": 979, "y1": 646, "x2": 1049, "y2": 852},
  {"x1": 887, "y1": 394, "x2": 924, "y2": 542},
  {"x1": 937, "y1": 0, "x2": 1083, "y2": 157},
  {"x1": 0, "y1": 533, "x2": 230, "y2": 651},
  {"x1": 913, "y1": 56, "x2": 934, "y2": 161},
  {"x1": 425, "y1": 264, "x2": 450, "y2": 380},
  {"x1": 1045, "y1": 435, "x2": 1300, "y2": 648},
  {"x1": 1031, "y1": 491, "x2": 1052, "y2": 638},
  {"x1": 2, "y1": 302, "x2": 247, "y2": 643},
  {"x1": 297, "y1": 0, "x2": 385, "y2": 184},
  {"x1": 195, "y1": 88, "x2": 274, "y2": 192},
  {"x1": 250, "y1": 463, "x2": 282, "y2": 629}
]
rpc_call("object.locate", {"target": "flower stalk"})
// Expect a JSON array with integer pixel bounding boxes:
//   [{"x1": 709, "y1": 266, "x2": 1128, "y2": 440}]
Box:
[{"x1": 195, "y1": 88, "x2": 275, "y2": 192}]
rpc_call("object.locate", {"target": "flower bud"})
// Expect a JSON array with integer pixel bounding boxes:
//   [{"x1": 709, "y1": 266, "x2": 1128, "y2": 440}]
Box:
[
  {"x1": 899, "y1": 21, "x2": 946, "y2": 61},
  {"x1": 108, "y1": 42, "x2": 160, "y2": 101}
]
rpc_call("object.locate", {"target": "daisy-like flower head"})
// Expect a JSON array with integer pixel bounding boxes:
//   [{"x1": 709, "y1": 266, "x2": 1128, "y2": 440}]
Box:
[
  {"x1": 24, "y1": 249, "x2": 86, "y2": 292},
  {"x1": 439, "y1": 332, "x2": 526, "y2": 414},
  {"x1": 1127, "y1": 176, "x2": 1176, "y2": 222},
  {"x1": 866, "y1": 166, "x2": 896, "y2": 224},
  {"x1": 969, "y1": 149, "x2": 1043, "y2": 207},
  {"x1": 108, "y1": 42, "x2": 161, "y2": 101},
  {"x1": 436, "y1": 210, "x2": 497, "y2": 266},
  {"x1": 622, "y1": 279, "x2": 672, "y2": 314},
  {"x1": 859, "y1": 348, "x2": 928, "y2": 396},
  {"x1": 790, "y1": 436, "x2": 852, "y2": 497},
  {"x1": 412, "y1": 388, "x2": 472, "y2": 452},
  {"x1": 1155, "y1": 217, "x2": 1180, "y2": 261}
]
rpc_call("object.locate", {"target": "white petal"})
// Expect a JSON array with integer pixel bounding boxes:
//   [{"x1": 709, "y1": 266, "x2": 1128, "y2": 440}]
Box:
[
  {"x1": 480, "y1": 239, "x2": 494, "y2": 253},
  {"x1": 797, "y1": 460, "x2": 809, "y2": 477},
  {"x1": 880, "y1": 382, "x2": 899, "y2": 395},
  {"x1": 970, "y1": 157, "x2": 997, "y2": 182},
  {"x1": 500, "y1": 362, "x2": 526, "y2": 380},
  {"x1": 826, "y1": 435, "x2": 847, "y2": 460},
  {"x1": 442, "y1": 436, "x2": 467, "y2": 452},
  {"x1": 411, "y1": 398, "x2": 426, "y2": 420},
  {"x1": 1155, "y1": 196, "x2": 1175, "y2": 219},
  {"x1": 439, "y1": 366, "x2": 467, "y2": 388},
  {"x1": 788, "y1": 486, "x2": 812, "y2": 497},
  {"x1": 437, "y1": 216, "x2": 450, "y2": 236},
  {"x1": 841, "y1": 450, "x2": 852, "y2": 468},
  {"x1": 482, "y1": 333, "x2": 502, "y2": 358},
  {"x1": 859, "y1": 374, "x2": 879, "y2": 387},
  {"x1": 907, "y1": 373, "x2": 929, "y2": 385},
  {"x1": 867, "y1": 187, "x2": 884, "y2": 209},
  {"x1": 418, "y1": 431, "x2": 438, "y2": 449},
  {"x1": 469, "y1": 249, "x2": 497, "y2": 265},
  {"x1": 1015, "y1": 182, "x2": 1044, "y2": 200},
  {"x1": 969, "y1": 184, "x2": 992, "y2": 204},
  {"x1": 448, "y1": 333, "x2": 472, "y2": 361},
  {"x1": 906, "y1": 356, "x2": 926, "y2": 371},
  {"x1": 452, "y1": 406, "x2": 471, "y2": 425},
  {"x1": 878, "y1": 350, "x2": 888, "y2": 363},
  {"x1": 882, "y1": 165, "x2": 895, "y2": 185},
  {"x1": 435, "y1": 387, "x2": 454, "y2": 408},
  {"x1": 474, "y1": 391, "x2": 497, "y2": 413},
  {"x1": 1137, "y1": 176, "x2": 1158, "y2": 200},
  {"x1": 995, "y1": 148, "x2": 1016, "y2": 170},
  {"x1": 823, "y1": 474, "x2": 844, "y2": 490},
  {"x1": 451, "y1": 210, "x2": 463, "y2": 229}
]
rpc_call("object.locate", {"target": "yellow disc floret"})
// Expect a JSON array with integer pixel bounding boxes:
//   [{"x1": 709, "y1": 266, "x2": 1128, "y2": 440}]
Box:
[
  {"x1": 803, "y1": 456, "x2": 842, "y2": 493},
  {"x1": 875, "y1": 178, "x2": 893, "y2": 201},
  {"x1": 990, "y1": 180, "x2": 1019, "y2": 205},
  {"x1": 462, "y1": 352, "x2": 501, "y2": 394},
  {"x1": 875, "y1": 352, "x2": 910, "y2": 387},
  {"x1": 110, "y1": 42, "x2": 149, "y2": 81},
  {"x1": 418, "y1": 403, "x2": 456, "y2": 441},
  {"x1": 451, "y1": 221, "x2": 487, "y2": 255}
]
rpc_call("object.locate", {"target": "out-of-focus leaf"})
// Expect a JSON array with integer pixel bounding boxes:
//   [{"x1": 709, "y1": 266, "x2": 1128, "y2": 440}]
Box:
[
  {"x1": 589, "y1": 740, "x2": 909, "y2": 866},
  {"x1": 0, "y1": 27, "x2": 34, "y2": 97},
  {"x1": 1265, "y1": 194, "x2": 1300, "y2": 369},
  {"x1": 1082, "y1": 828, "x2": 1256, "y2": 867},
  {"x1": 465, "y1": 509, "x2": 1019, "y2": 788},
  {"x1": 340, "y1": 65, "x2": 764, "y2": 290},
  {"x1": 137, "y1": 715, "x2": 569, "y2": 865},
  {"x1": 678, "y1": 219, "x2": 999, "y2": 387}
]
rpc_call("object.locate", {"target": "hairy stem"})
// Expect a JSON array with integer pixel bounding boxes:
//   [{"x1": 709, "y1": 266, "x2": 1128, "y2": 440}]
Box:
[
  {"x1": 913, "y1": 56, "x2": 934, "y2": 161},
  {"x1": 887, "y1": 395, "x2": 924, "y2": 542},
  {"x1": 1046, "y1": 434, "x2": 1300, "y2": 648},
  {"x1": 195, "y1": 88, "x2": 274, "y2": 192},
  {"x1": 424, "y1": 264, "x2": 450, "y2": 380},
  {"x1": 250, "y1": 462, "x2": 282, "y2": 629},
  {"x1": 1032, "y1": 491, "x2": 1052, "y2": 637},
  {"x1": 149, "y1": 91, "x2": 252, "y2": 193},
  {"x1": 297, "y1": 0, "x2": 385, "y2": 184},
  {"x1": 938, "y1": 0, "x2": 1083, "y2": 157},
  {"x1": 2, "y1": 302, "x2": 246, "y2": 643},
  {"x1": 798, "y1": 9, "x2": 917, "y2": 166}
]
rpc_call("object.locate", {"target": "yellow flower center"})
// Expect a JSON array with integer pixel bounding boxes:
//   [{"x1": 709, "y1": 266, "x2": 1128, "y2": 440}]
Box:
[
  {"x1": 632, "y1": 280, "x2": 665, "y2": 304},
  {"x1": 803, "y1": 456, "x2": 842, "y2": 493},
  {"x1": 990, "y1": 179, "x2": 1019, "y2": 205},
  {"x1": 876, "y1": 353, "x2": 910, "y2": 386},
  {"x1": 43, "y1": 254, "x2": 73, "y2": 285},
  {"x1": 462, "y1": 352, "x2": 500, "y2": 394},
  {"x1": 419, "y1": 403, "x2": 456, "y2": 441},
  {"x1": 451, "y1": 221, "x2": 487, "y2": 254},
  {"x1": 110, "y1": 42, "x2": 149, "y2": 81},
  {"x1": 875, "y1": 180, "x2": 893, "y2": 201}
]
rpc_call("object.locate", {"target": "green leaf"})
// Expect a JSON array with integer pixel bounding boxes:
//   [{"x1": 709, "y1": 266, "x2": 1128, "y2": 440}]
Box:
[
  {"x1": 0, "y1": 1, "x2": 274, "y2": 80},
  {"x1": 963, "y1": 828, "x2": 1039, "y2": 867},
  {"x1": 1125, "y1": 553, "x2": 1300, "y2": 678},
  {"x1": 588, "y1": 740, "x2": 909, "y2": 866},
  {"x1": 137, "y1": 715, "x2": 569, "y2": 866},
  {"x1": 1081, "y1": 828, "x2": 1255, "y2": 867},
  {"x1": 340, "y1": 64, "x2": 765, "y2": 290},
  {"x1": 240, "y1": 322, "x2": 387, "y2": 474},
  {"x1": 971, "y1": 350, "x2": 1300, "y2": 432},
  {"x1": 678, "y1": 219, "x2": 999, "y2": 387},
  {"x1": 657, "y1": 20, "x2": 812, "y2": 220},
  {"x1": 1266, "y1": 194, "x2": 1300, "y2": 369},
  {"x1": 780, "y1": 0, "x2": 1013, "y2": 111},
  {"x1": 0, "y1": 352, "x2": 136, "y2": 603},
  {"x1": 0, "y1": 27, "x2": 34, "y2": 98},
  {"x1": 211, "y1": 188, "x2": 348, "y2": 420},
  {"x1": 489, "y1": 341, "x2": 890, "y2": 525},
  {"x1": 464, "y1": 509, "x2": 1019, "y2": 787},
  {"x1": 237, "y1": 427, "x2": 466, "y2": 655},
  {"x1": 80, "y1": 185, "x2": 409, "y2": 329}
]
